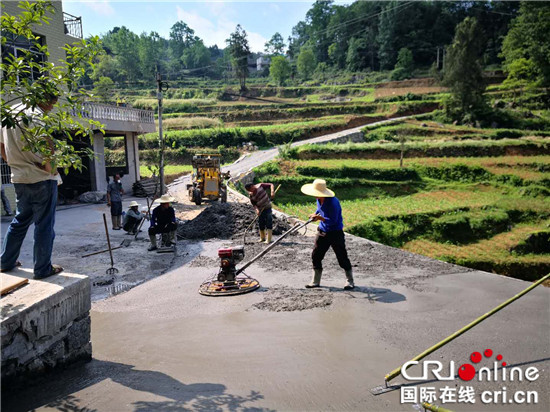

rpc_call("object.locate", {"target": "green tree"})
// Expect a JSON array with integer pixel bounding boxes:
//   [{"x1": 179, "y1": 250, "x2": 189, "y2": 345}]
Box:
[
  {"x1": 269, "y1": 55, "x2": 291, "y2": 86},
  {"x1": 328, "y1": 42, "x2": 345, "y2": 69},
  {"x1": 226, "y1": 25, "x2": 250, "y2": 91},
  {"x1": 264, "y1": 32, "x2": 285, "y2": 56},
  {"x1": 501, "y1": 2, "x2": 550, "y2": 88},
  {"x1": 1, "y1": 0, "x2": 103, "y2": 171},
  {"x1": 377, "y1": 1, "x2": 398, "y2": 70},
  {"x1": 182, "y1": 40, "x2": 211, "y2": 69},
  {"x1": 102, "y1": 26, "x2": 140, "y2": 81},
  {"x1": 304, "y1": 0, "x2": 334, "y2": 63},
  {"x1": 442, "y1": 17, "x2": 487, "y2": 123},
  {"x1": 297, "y1": 46, "x2": 316, "y2": 80},
  {"x1": 391, "y1": 47, "x2": 413, "y2": 80},
  {"x1": 92, "y1": 76, "x2": 115, "y2": 102},
  {"x1": 138, "y1": 31, "x2": 167, "y2": 80},
  {"x1": 169, "y1": 21, "x2": 197, "y2": 58},
  {"x1": 346, "y1": 37, "x2": 367, "y2": 71},
  {"x1": 90, "y1": 52, "x2": 120, "y2": 82}
]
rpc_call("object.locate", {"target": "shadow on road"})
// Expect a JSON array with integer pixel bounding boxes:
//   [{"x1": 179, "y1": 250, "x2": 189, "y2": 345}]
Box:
[
  {"x1": 327, "y1": 285, "x2": 407, "y2": 303},
  {"x1": 3, "y1": 359, "x2": 272, "y2": 412}
]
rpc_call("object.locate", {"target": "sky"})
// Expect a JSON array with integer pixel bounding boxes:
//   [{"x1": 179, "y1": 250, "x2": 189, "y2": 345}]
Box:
[{"x1": 62, "y1": 1, "x2": 345, "y2": 53}]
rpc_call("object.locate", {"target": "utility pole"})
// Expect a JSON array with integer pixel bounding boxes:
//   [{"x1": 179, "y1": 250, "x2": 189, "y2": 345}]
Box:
[
  {"x1": 436, "y1": 47, "x2": 440, "y2": 70},
  {"x1": 156, "y1": 65, "x2": 168, "y2": 196}
]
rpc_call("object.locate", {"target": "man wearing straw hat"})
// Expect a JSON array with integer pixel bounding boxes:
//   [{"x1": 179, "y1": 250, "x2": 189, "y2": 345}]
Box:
[
  {"x1": 148, "y1": 194, "x2": 177, "y2": 251},
  {"x1": 123, "y1": 201, "x2": 144, "y2": 235},
  {"x1": 301, "y1": 179, "x2": 354, "y2": 290}
]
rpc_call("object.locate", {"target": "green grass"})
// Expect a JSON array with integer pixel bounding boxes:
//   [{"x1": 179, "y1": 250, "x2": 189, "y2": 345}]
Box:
[
  {"x1": 291, "y1": 156, "x2": 550, "y2": 183},
  {"x1": 160, "y1": 117, "x2": 223, "y2": 130},
  {"x1": 139, "y1": 164, "x2": 192, "y2": 178},
  {"x1": 291, "y1": 138, "x2": 550, "y2": 160},
  {"x1": 259, "y1": 151, "x2": 549, "y2": 281}
]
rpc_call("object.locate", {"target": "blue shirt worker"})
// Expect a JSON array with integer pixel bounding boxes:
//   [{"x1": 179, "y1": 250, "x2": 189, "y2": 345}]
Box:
[
  {"x1": 300, "y1": 179, "x2": 354, "y2": 290},
  {"x1": 107, "y1": 174, "x2": 124, "y2": 230},
  {"x1": 148, "y1": 194, "x2": 177, "y2": 251}
]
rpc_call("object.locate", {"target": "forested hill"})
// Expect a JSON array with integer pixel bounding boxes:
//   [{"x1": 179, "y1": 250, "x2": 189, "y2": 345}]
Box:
[
  {"x1": 286, "y1": 1, "x2": 518, "y2": 71},
  {"x1": 87, "y1": 1, "x2": 519, "y2": 86}
]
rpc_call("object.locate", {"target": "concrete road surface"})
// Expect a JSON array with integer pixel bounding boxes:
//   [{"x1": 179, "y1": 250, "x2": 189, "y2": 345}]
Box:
[{"x1": 3, "y1": 232, "x2": 549, "y2": 411}]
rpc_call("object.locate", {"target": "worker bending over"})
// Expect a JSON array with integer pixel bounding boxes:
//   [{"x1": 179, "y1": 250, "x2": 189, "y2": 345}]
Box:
[
  {"x1": 123, "y1": 201, "x2": 144, "y2": 234},
  {"x1": 245, "y1": 182, "x2": 275, "y2": 243},
  {"x1": 148, "y1": 194, "x2": 177, "y2": 251},
  {"x1": 301, "y1": 179, "x2": 354, "y2": 290}
]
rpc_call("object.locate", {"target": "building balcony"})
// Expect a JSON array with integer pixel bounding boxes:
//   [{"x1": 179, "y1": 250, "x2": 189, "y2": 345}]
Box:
[
  {"x1": 78, "y1": 102, "x2": 156, "y2": 134},
  {"x1": 63, "y1": 12, "x2": 83, "y2": 39}
]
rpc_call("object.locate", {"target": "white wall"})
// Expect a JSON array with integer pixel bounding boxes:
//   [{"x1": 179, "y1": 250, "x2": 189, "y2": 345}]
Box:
[
  {"x1": 123, "y1": 132, "x2": 140, "y2": 193},
  {"x1": 91, "y1": 132, "x2": 107, "y2": 192}
]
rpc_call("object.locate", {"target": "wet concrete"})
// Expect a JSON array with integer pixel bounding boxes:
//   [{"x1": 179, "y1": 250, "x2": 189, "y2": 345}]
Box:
[{"x1": 3, "y1": 231, "x2": 549, "y2": 411}]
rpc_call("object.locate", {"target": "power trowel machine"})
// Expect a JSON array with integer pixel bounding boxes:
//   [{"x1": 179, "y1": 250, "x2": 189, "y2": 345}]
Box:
[{"x1": 198, "y1": 218, "x2": 313, "y2": 296}]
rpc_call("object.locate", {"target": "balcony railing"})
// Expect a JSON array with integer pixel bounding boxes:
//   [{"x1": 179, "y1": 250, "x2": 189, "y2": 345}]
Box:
[
  {"x1": 63, "y1": 12, "x2": 83, "y2": 39},
  {"x1": 78, "y1": 102, "x2": 155, "y2": 124}
]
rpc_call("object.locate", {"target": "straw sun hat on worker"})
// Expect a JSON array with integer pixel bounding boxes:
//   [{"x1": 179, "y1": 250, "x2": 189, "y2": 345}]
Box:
[
  {"x1": 301, "y1": 179, "x2": 335, "y2": 198},
  {"x1": 155, "y1": 194, "x2": 176, "y2": 203},
  {"x1": 129, "y1": 201, "x2": 140, "y2": 207}
]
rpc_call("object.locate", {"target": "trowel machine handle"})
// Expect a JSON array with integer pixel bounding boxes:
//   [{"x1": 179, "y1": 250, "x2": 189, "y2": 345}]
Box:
[{"x1": 236, "y1": 217, "x2": 313, "y2": 276}]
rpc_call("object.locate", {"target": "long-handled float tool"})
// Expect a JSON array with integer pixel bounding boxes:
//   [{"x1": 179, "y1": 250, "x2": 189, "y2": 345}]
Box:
[
  {"x1": 102, "y1": 213, "x2": 119, "y2": 275},
  {"x1": 243, "y1": 184, "x2": 281, "y2": 244},
  {"x1": 199, "y1": 218, "x2": 313, "y2": 296},
  {"x1": 370, "y1": 272, "x2": 550, "y2": 395}
]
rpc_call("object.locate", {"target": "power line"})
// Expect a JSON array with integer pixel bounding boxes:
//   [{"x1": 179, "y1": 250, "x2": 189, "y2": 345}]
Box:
[{"x1": 309, "y1": 1, "x2": 415, "y2": 40}]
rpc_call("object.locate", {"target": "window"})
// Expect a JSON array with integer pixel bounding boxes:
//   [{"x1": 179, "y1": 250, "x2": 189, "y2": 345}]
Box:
[{"x1": 1, "y1": 32, "x2": 47, "y2": 82}]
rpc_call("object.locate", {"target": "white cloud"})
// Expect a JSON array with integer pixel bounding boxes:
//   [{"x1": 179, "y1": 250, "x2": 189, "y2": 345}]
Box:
[
  {"x1": 85, "y1": 1, "x2": 115, "y2": 17},
  {"x1": 247, "y1": 31, "x2": 268, "y2": 53},
  {"x1": 176, "y1": 5, "x2": 266, "y2": 52}
]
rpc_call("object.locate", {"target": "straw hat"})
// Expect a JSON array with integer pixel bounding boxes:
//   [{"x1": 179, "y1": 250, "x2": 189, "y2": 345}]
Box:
[
  {"x1": 300, "y1": 179, "x2": 335, "y2": 198},
  {"x1": 128, "y1": 201, "x2": 140, "y2": 207},
  {"x1": 155, "y1": 194, "x2": 176, "y2": 204}
]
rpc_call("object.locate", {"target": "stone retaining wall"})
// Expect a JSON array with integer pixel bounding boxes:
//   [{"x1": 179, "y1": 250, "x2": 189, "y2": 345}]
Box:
[{"x1": 1, "y1": 272, "x2": 92, "y2": 387}]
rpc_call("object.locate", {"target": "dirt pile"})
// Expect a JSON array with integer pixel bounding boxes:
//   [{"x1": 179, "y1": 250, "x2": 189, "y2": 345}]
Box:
[
  {"x1": 253, "y1": 285, "x2": 333, "y2": 312},
  {"x1": 177, "y1": 202, "x2": 293, "y2": 240}
]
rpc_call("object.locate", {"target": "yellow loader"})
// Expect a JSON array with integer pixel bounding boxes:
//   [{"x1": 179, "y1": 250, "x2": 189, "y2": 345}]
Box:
[{"x1": 187, "y1": 154, "x2": 230, "y2": 205}]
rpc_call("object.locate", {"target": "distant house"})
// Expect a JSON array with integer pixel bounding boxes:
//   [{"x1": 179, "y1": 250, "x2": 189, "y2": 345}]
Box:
[
  {"x1": 1, "y1": 1, "x2": 155, "y2": 206},
  {"x1": 247, "y1": 55, "x2": 258, "y2": 73},
  {"x1": 257, "y1": 56, "x2": 271, "y2": 71}
]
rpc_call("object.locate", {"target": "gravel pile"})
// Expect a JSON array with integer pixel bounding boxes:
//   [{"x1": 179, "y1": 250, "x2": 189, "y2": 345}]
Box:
[
  {"x1": 253, "y1": 285, "x2": 333, "y2": 312},
  {"x1": 177, "y1": 202, "x2": 293, "y2": 240}
]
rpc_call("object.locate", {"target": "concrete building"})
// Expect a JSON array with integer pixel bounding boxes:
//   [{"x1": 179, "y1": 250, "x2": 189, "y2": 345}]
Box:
[
  {"x1": 257, "y1": 55, "x2": 271, "y2": 71},
  {"x1": 1, "y1": 1, "x2": 155, "y2": 204}
]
